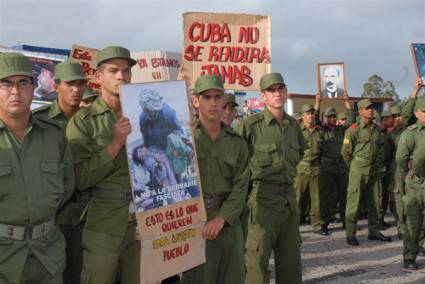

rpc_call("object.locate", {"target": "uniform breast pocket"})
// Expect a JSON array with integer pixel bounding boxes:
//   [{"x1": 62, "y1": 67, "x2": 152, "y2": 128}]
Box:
[
  {"x1": 218, "y1": 156, "x2": 238, "y2": 182},
  {"x1": 0, "y1": 165, "x2": 13, "y2": 200},
  {"x1": 253, "y1": 143, "x2": 277, "y2": 167},
  {"x1": 41, "y1": 162, "x2": 65, "y2": 207}
]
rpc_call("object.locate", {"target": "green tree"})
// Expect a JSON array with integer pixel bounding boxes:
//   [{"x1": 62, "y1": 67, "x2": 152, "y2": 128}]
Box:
[{"x1": 361, "y1": 74, "x2": 400, "y2": 103}]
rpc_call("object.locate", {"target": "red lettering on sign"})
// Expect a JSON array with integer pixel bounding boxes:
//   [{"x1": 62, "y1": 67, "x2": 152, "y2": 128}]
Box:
[
  {"x1": 145, "y1": 213, "x2": 164, "y2": 227},
  {"x1": 72, "y1": 48, "x2": 92, "y2": 61},
  {"x1": 201, "y1": 64, "x2": 253, "y2": 87},
  {"x1": 163, "y1": 243, "x2": 190, "y2": 261},
  {"x1": 137, "y1": 59, "x2": 148, "y2": 69},
  {"x1": 184, "y1": 45, "x2": 204, "y2": 61},
  {"x1": 81, "y1": 62, "x2": 96, "y2": 76},
  {"x1": 188, "y1": 22, "x2": 231, "y2": 43},
  {"x1": 238, "y1": 26, "x2": 260, "y2": 44}
]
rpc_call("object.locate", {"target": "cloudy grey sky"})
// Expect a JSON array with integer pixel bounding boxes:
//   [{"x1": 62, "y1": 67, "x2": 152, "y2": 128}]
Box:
[{"x1": 0, "y1": 0, "x2": 424, "y2": 98}]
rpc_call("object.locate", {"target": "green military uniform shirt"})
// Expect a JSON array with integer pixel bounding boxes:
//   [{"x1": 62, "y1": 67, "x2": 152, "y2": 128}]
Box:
[
  {"x1": 66, "y1": 95, "x2": 131, "y2": 237},
  {"x1": 413, "y1": 138, "x2": 425, "y2": 179},
  {"x1": 236, "y1": 107, "x2": 307, "y2": 184},
  {"x1": 194, "y1": 121, "x2": 249, "y2": 224},
  {"x1": 0, "y1": 116, "x2": 75, "y2": 283},
  {"x1": 297, "y1": 124, "x2": 322, "y2": 175},
  {"x1": 341, "y1": 120, "x2": 384, "y2": 175},
  {"x1": 396, "y1": 122, "x2": 425, "y2": 178},
  {"x1": 33, "y1": 100, "x2": 90, "y2": 226}
]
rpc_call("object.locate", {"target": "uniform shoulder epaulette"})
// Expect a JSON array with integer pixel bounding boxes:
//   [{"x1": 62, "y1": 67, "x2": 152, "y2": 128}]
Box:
[
  {"x1": 36, "y1": 115, "x2": 62, "y2": 129},
  {"x1": 349, "y1": 123, "x2": 358, "y2": 131},
  {"x1": 407, "y1": 124, "x2": 418, "y2": 130},
  {"x1": 286, "y1": 114, "x2": 297, "y2": 123},
  {"x1": 32, "y1": 104, "x2": 51, "y2": 115},
  {"x1": 75, "y1": 106, "x2": 92, "y2": 119},
  {"x1": 245, "y1": 112, "x2": 263, "y2": 125}
]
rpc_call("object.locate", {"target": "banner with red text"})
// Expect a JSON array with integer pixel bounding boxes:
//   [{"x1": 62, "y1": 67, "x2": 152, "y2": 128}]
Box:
[
  {"x1": 131, "y1": 51, "x2": 182, "y2": 83},
  {"x1": 182, "y1": 12, "x2": 271, "y2": 92},
  {"x1": 69, "y1": 44, "x2": 100, "y2": 91},
  {"x1": 120, "y1": 80, "x2": 206, "y2": 282}
]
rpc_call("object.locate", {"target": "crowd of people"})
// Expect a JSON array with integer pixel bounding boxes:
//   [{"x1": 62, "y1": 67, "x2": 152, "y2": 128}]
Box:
[{"x1": 0, "y1": 47, "x2": 424, "y2": 284}]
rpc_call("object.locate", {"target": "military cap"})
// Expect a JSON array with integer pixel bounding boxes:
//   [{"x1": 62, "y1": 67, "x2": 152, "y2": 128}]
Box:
[
  {"x1": 259, "y1": 73, "x2": 286, "y2": 91},
  {"x1": 224, "y1": 93, "x2": 239, "y2": 106},
  {"x1": 292, "y1": 112, "x2": 302, "y2": 120},
  {"x1": 390, "y1": 105, "x2": 401, "y2": 115},
  {"x1": 357, "y1": 98, "x2": 373, "y2": 109},
  {"x1": 324, "y1": 107, "x2": 337, "y2": 117},
  {"x1": 55, "y1": 62, "x2": 85, "y2": 82},
  {"x1": 0, "y1": 52, "x2": 33, "y2": 80},
  {"x1": 337, "y1": 112, "x2": 347, "y2": 120},
  {"x1": 194, "y1": 75, "x2": 224, "y2": 95},
  {"x1": 97, "y1": 46, "x2": 136, "y2": 67},
  {"x1": 82, "y1": 87, "x2": 98, "y2": 101},
  {"x1": 415, "y1": 98, "x2": 425, "y2": 111},
  {"x1": 380, "y1": 110, "x2": 391, "y2": 117},
  {"x1": 301, "y1": 103, "x2": 315, "y2": 114}
]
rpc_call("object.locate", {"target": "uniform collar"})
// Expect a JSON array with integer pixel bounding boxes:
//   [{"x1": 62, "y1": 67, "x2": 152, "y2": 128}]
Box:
[
  {"x1": 48, "y1": 100, "x2": 64, "y2": 119},
  {"x1": 358, "y1": 119, "x2": 375, "y2": 129},
  {"x1": 195, "y1": 119, "x2": 231, "y2": 136},
  {"x1": 263, "y1": 106, "x2": 290, "y2": 126},
  {"x1": 417, "y1": 121, "x2": 425, "y2": 130},
  {"x1": 0, "y1": 115, "x2": 47, "y2": 130},
  {"x1": 91, "y1": 95, "x2": 110, "y2": 115}
]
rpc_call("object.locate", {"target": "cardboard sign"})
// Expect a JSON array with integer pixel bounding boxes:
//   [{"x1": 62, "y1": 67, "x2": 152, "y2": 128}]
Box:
[
  {"x1": 120, "y1": 80, "x2": 206, "y2": 282},
  {"x1": 69, "y1": 44, "x2": 100, "y2": 91},
  {"x1": 182, "y1": 12, "x2": 272, "y2": 92},
  {"x1": 131, "y1": 51, "x2": 182, "y2": 83}
]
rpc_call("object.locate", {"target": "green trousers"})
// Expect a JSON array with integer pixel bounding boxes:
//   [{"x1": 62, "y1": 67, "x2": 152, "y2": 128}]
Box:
[
  {"x1": 245, "y1": 185, "x2": 301, "y2": 284},
  {"x1": 295, "y1": 172, "x2": 324, "y2": 231},
  {"x1": 402, "y1": 176, "x2": 425, "y2": 261},
  {"x1": 393, "y1": 166, "x2": 406, "y2": 235},
  {"x1": 320, "y1": 170, "x2": 348, "y2": 224},
  {"x1": 345, "y1": 172, "x2": 381, "y2": 237},
  {"x1": 80, "y1": 225, "x2": 140, "y2": 284},
  {"x1": 182, "y1": 217, "x2": 244, "y2": 284}
]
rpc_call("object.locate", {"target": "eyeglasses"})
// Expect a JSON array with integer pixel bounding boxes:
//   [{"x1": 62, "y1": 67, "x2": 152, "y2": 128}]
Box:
[{"x1": 0, "y1": 79, "x2": 33, "y2": 91}]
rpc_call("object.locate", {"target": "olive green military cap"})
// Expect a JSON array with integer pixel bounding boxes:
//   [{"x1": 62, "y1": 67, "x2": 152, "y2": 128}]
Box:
[
  {"x1": 380, "y1": 110, "x2": 391, "y2": 117},
  {"x1": 337, "y1": 112, "x2": 347, "y2": 120},
  {"x1": 224, "y1": 93, "x2": 239, "y2": 106},
  {"x1": 97, "y1": 46, "x2": 137, "y2": 67},
  {"x1": 54, "y1": 62, "x2": 85, "y2": 82},
  {"x1": 324, "y1": 107, "x2": 337, "y2": 117},
  {"x1": 292, "y1": 112, "x2": 302, "y2": 120},
  {"x1": 0, "y1": 52, "x2": 33, "y2": 80},
  {"x1": 357, "y1": 98, "x2": 373, "y2": 109},
  {"x1": 194, "y1": 75, "x2": 224, "y2": 94},
  {"x1": 390, "y1": 105, "x2": 401, "y2": 115},
  {"x1": 82, "y1": 87, "x2": 98, "y2": 101},
  {"x1": 415, "y1": 98, "x2": 425, "y2": 111},
  {"x1": 301, "y1": 103, "x2": 315, "y2": 114},
  {"x1": 259, "y1": 73, "x2": 286, "y2": 91}
]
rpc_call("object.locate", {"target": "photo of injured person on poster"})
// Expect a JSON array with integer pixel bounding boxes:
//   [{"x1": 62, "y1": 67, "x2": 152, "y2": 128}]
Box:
[{"x1": 120, "y1": 80, "x2": 206, "y2": 282}]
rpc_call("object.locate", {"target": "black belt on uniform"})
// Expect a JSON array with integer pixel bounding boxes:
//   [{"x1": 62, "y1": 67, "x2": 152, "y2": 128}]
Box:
[
  {"x1": 254, "y1": 181, "x2": 294, "y2": 196},
  {"x1": 321, "y1": 157, "x2": 344, "y2": 163},
  {"x1": 204, "y1": 195, "x2": 228, "y2": 209},
  {"x1": 91, "y1": 187, "x2": 132, "y2": 201}
]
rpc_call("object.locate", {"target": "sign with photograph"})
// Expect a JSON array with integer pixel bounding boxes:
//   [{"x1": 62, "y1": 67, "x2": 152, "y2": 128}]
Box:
[
  {"x1": 317, "y1": 62, "x2": 346, "y2": 99},
  {"x1": 0, "y1": 47, "x2": 65, "y2": 102},
  {"x1": 182, "y1": 12, "x2": 272, "y2": 92},
  {"x1": 410, "y1": 43, "x2": 425, "y2": 84},
  {"x1": 120, "y1": 80, "x2": 206, "y2": 282},
  {"x1": 131, "y1": 51, "x2": 182, "y2": 83},
  {"x1": 69, "y1": 44, "x2": 100, "y2": 91}
]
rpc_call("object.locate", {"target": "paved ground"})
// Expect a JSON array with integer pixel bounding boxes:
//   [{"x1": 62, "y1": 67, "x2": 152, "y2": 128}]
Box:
[{"x1": 269, "y1": 216, "x2": 425, "y2": 283}]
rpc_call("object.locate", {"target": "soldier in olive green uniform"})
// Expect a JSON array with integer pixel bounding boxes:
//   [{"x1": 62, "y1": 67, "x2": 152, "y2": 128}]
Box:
[
  {"x1": 79, "y1": 87, "x2": 98, "y2": 108},
  {"x1": 0, "y1": 53, "x2": 75, "y2": 283},
  {"x1": 222, "y1": 92, "x2": 239, "y2": 127},
  {"x1": 395, "y1": 98, "x2": 425, "y2": 270},
  {"x1": 342, "y1": 99, "x2": 391, "y2": 246},
  {"x1": 33, "y1": 62, "x2": 87, "y2": 284},
  {"x1": 236, "y1": 73, "x2": 306, "y2": 284},
  {"x1": 296, "y1": 104, "x2": 327, "y2": 235},
  {"x1": 320, "y1": 100, "x2": 354, "y2": 230},
  {"x1": 66, "y1": 46, "x2": 140, "y2": 283},
  {"x1": 182, "y1": 75, "x2": 249, "y2": 284}
]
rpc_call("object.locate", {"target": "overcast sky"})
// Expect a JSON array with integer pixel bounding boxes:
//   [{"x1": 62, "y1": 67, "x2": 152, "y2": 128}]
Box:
[{"x1": 0, "y1": 0, "x2": 424, "y2": 98}]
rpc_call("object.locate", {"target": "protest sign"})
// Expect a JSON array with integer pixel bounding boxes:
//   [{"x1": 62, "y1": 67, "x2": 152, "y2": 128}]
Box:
[
  {"x1": 131, "y1": 51, "x2": 182, "y2": 83},
  {"x1": 120, "y1": 80, "x2": 206, "y2": 282},
  {"x1": 317, "y1": 62, "x2": 346, "y2": 99},
  {"x1": 182, "y1": 12, "x2": 271, "y2": 92},
  {"x1": 69, "y1": 44, "x2": 100, "y2": 91},
  {"x1": 410, "y1": 43, "x2": 425, "y2": 84}
]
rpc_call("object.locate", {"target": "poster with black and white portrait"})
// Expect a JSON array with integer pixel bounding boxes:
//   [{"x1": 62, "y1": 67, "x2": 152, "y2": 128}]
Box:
[
  {"x1": 410, "y1": 43, "x2": 425, "y2": 84},
  {"x1": 317, "y1": 62, "x2": 346, "y2": 99}
]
